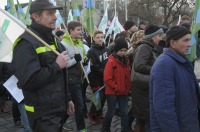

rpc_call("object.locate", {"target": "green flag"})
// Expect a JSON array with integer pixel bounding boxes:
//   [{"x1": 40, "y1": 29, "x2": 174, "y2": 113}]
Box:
[
  {"x1": 16, "y1": 0, "x2": 26, "y2": 23},
  {"x1": 90, "y1": 89, "x2": 101, "y2": 110},
  {"x1": 7, "y1": 0, "x2": 18, "y2": 18},
  {"x1": 73, "y1": 0, "x2": 80, "y2": 21},
  {"x1": 188, "y1": 0, "x2": 200, "y2": 62},
  {"x1": 24, "y1": 0, "x2": 32, "y2": 25},
  {"x1": 83, "y1": 0, "x2": 95, "y2": 37}
]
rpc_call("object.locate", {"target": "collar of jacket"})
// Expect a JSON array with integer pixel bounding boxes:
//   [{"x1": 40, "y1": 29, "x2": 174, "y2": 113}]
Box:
[
  {"x1": 91, "y1": 42, "x2": 105, "y2": 49},
  {"x1": 163, "y1": 48, "x2": 189, "y2": 63},
  {"x1": 112, "y1": 52, "x2": 127, "y2": 65},
  {"x1": 30, "y1": 21, "x2": 53, "y2": 43},
  {"x1": 140, "y1": 38, "x2": 155, "y2": 48},
  {"x1": 62, "y1": 33, "x2": 83, "y2": 46}
]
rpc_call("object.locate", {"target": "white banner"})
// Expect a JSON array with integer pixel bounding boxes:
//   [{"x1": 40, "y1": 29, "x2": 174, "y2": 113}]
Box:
[{"x1": 0, "y1": 8, "x2": 25, "y2": 62}]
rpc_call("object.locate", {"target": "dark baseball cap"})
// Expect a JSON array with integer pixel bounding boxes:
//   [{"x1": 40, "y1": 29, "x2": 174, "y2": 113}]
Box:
[{"x1": 30, "y1": 0, "x2": 63, "y2": 14}]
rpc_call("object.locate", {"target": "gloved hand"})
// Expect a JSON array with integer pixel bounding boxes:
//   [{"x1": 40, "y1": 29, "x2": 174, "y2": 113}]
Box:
[
  {"x1": 74, "y1": 54, "x2": 82, "y2": 62},
  {"x1": 83, "y1": 58, "x2": 89, "y2": 66}
]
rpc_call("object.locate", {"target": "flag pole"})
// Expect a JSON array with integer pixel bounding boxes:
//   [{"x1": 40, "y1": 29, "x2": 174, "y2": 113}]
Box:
[
  {"x1": 89, "y1": 6, "x2": 93, "y2": 44},
  {"x1": 114, "y1": 0, "x2": 116, "y2": 16},
  {"x1": 61, "y1": 23, "x2": 90, "y2": 84},
  {"x1": 0, "y1": 8, "x2": 60, "y2": 56},
  {"x1": 89, "y1": 85, "x2": 105, "y2": 98},
  {"x1": 125, "y1": 0, "x2": 127, "y2": 21}
]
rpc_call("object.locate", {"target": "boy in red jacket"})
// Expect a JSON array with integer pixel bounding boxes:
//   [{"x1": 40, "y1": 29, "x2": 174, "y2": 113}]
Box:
[{"x1": 102, "y1": 37, "x2": 131, "y2": 132}]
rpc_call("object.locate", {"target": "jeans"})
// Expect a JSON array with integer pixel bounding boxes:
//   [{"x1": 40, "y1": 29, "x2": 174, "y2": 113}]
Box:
[
  {"x1": 102, "y1": 95, "x2": 129, "y2": 132},
  {"x1": 18, "y1": 103, "x2": 32, "y2": 132},
  {"x1": 69, "y1": 84, "x2": 85, "y2": 130},
  {"x1": 89, "y1": 89, "x2": 106, "y2": 116},
  {"x1": 12, "y1": 100, "x2": 21, "y2": 124}
]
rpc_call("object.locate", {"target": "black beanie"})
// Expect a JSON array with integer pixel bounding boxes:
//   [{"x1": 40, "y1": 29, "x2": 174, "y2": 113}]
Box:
[
  {"x1": 114, "y1": 37, "x2": 128, "y2": 53},
  {"x1": 124, "y1": 21, "x2": 135, "y2": 31},
  {"x1": 145, "y1": 25, "x2": 163, "y2": 39},
  {"x1": 166, "y1": 26, "x2": 190, "y2": 47}
]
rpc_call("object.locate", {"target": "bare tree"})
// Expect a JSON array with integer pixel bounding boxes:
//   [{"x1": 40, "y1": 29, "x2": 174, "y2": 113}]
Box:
[
  {"x1": 160, "y1": 0, "x2": 194, "y2": 26},
  {"x1": 109, "y1": 0, "x2": 194, "y2": 26}
]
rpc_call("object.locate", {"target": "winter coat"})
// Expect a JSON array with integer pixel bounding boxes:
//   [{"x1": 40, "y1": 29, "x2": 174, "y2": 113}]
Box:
[
  {"x1": 87, "y1": 43, "x2": 110, "y2": 88},
  {"x1": 150, "y1": 48, "x2": 200, "y2": 132},
  {"x1": 61, "y1": 33, "x2": 87, "y2": 84},
  {"x1": 155, "y1": 40, "x2": 166, "y2": 57},
  {"x1": 13, "y1": 22, "x2": 70, "y2": 127},
  {"x1": 104, "y1": 54, "x2": 131, "y2": 95},
  {"x1": 131, "y1": 39, "x2": 157, "y2": 120}
]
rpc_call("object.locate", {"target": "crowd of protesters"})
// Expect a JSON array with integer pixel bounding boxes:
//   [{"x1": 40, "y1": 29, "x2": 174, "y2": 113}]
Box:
[{"x1": 0, "y1": 0, "x2": 200, "y2": 132}]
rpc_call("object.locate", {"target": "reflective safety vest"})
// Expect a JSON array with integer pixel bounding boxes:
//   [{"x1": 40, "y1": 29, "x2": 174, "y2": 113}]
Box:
[{"x1": 13, "y1": 28, "x2": 68, "y2": 127}]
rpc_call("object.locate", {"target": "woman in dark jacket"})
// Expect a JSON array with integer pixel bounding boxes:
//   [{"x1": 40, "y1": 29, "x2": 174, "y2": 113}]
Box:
[{"x1": 131, "y1": 25, "x2": 163, "y2": 132}]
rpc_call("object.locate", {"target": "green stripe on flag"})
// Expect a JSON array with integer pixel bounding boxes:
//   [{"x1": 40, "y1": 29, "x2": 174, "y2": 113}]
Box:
[
  {"x1": 90, "y1": 90, "x2": 101, "y2": 110},
  {"x1": 188, "y1": 0, "x2": 200, "y2": 61},
  {"x1": 2, "y1": 19, "x2": 10, "y2": 33}
]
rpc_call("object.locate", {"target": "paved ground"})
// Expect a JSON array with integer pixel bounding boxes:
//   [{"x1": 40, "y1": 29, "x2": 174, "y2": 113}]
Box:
[
  {"x1": 0, "y1": 87, "x2": 133, "y2": 132},
  {"x1": 1, "y1": 59, "x2": 200, "y2": 132}
]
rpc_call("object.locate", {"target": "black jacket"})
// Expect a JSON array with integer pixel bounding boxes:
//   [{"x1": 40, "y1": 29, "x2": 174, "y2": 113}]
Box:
[
  {"x1": 13, "y1": 22, "x2": 70, "y2": 127},
  {"x1": 87, "y1": 43, "x2": 110, "y2": 88},
  {"x1": 0, "y1": 63, "x2": 14, "y2": 96},
  {"x1": 131, "y1": 38, "x2": 157, "y2": 120},
  {"x1": 155, "y1": 40, "x2": 166, "y2": 57}
]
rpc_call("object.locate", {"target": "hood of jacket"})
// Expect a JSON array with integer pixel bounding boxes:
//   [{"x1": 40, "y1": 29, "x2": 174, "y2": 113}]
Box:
[{"x1": 62, "y1": 33, "x2": 83, "y2": 46}]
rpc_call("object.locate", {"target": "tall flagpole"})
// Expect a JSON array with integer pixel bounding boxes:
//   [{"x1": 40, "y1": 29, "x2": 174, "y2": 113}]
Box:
[
  {"x1": 114, "y1": 0, "x2": 116, "y2": 16},
  {"x1": 104, "y1": 0, "x2": 105, "y2": 11},
  {"x1": 125, "y1": 0, "x2": 127, "y2": 21}
]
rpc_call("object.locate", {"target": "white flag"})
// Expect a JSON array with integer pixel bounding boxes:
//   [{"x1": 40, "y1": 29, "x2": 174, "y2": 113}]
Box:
[
  {"x1": 67, "y1": 9, "x2": 73, "y2": 24},
  {"x1": 0, "y1": 8, "x2": 25, "y2": 62},
  {"x1": 113, "y1": 16, "x2": 124, "y2": 38},
  {"x1": 98, "y1": 8, "x2": 108, "y2": 34},
  {"x1": 105, "y1": 15, "x2": 117, "y2": 40}
]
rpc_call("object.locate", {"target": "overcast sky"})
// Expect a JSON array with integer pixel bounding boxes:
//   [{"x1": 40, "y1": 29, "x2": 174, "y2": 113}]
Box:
[{"x1": 0, "y1": 0, "x2": 32, "y2": 9}]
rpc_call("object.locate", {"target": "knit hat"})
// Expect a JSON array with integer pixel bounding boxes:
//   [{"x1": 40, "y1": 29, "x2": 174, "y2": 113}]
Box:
[
  {"x1": 145, "y1": 25, "x2": 164, "y2": 39},
  {"x1": 124, "y1": 21, "x2": 135, "y2": 31},
  {"x1": 180, "y1": 23, "x2": 191, "y2": 31},
  {"x1": 166, "y1": 26, "x2": 190, "y2": 47},
  {"x1": 30, "y1": 0, "x2": 63, "y2": 14},
  {"x1": 114, "y1": 37, "x2": 128, "y2": 53},
  {"x1": 55, "y1": 30, "x2": 65, "y2": 37},
  {"x1": 159, "y1": 25, "x2": 168, "y2": 33}
]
